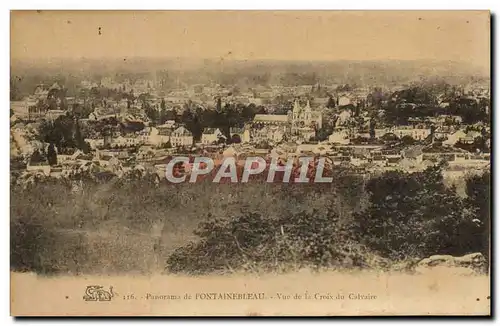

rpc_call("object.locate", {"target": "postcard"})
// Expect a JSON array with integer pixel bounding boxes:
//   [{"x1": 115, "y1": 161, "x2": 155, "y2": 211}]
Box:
[{"x1": 10, "y1": 10, "x2": 490, "y2": 316}]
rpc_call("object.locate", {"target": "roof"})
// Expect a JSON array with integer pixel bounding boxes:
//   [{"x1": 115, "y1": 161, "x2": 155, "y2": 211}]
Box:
[
  {"x1": 223, "y1": 146, "x2": 238, "y2": 157},
  {"x1": 253, "y1": 114, "x2": 288, "y2": 123},
  {"x1": 202, "y1": 128, "x2": 220, "y2": 135},
  {"x1": 49, "y1": 82, "x2": 61, "y2": 90},
  {"x1": 157, "y1": 122, "x2": 176, "y2": 129},
  {"x1": 402, "y1": 145, "x2": 425, "y2": 159},
  {"x1": 422, "y1": 145, "x2": 469, "y2": 154},
  {"x1": 172, "y1": 126, "x2": 193, "y2": 136},
  {"x1": 466, "y1": 131, "x2": 482, "y2": 138}
]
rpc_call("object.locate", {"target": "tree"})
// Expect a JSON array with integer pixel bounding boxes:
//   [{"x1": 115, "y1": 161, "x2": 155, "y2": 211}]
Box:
[
  {"x1": 145, "y1": 105, "x2": 158, "y2": 124},
  {"x1": 47, "y1": 143, "x2": 58, "y2": 166},
  {"x1": 230, "y1": 134, "x2": 242, "y2": 144},
  {"x1": 81, "y1": 141, "x2": 92, "y2": 154},
  {"x1": 29, "y1": 149, "x2": 44, "y2": 165},
  {"x1": 38, "y1": 115, "x2": 75, "y2": 149},
  {"x1": 353, "y1": 164, "x2": 480, "y2": 261},
  {"x1": 181, "y1": 108, "x2": 203, "y2": 140},
  {"x1": 401, "y1": 135, "x2": 416, "y2": 145},
  {"x1": 74, "y1": 120, "x2": 86, "y2": 150},
  {"x1": 164, "y1": 141, "x2": 172, "y2": 149},
  {"x1": 326, "y1": 96, "x2": 336, "y2": 109},
  {"x1": 454, "y1": 136, "x2": 489, "y2": 153},
  {"x1": 216, "y1": 97, "x2": 222, "y2": 111},
  {"x1": 465, "y1": 172, "x2": 490, "y2": 259},
  {"x1": 369, "y1": 119, "x2": 376, "y2": 139},
  {"x1": 10, "y1": 77, "x2": 23, "y2": 101},
  {"x1": 242, "y1": 103, "x2": 257, "y2": 121},
  {"x1": 315, "y1": 126, "x2": 333, "y2": 142}
]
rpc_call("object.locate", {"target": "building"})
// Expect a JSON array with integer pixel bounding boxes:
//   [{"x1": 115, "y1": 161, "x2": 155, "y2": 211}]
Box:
[
  {"x1": 57, "y1": 149, "x2": 84, "y2": 164},
  {"x1": 33, "y1": 83, "x2": 50, "y2": 100},
  {"x1": 249, "y1": 99, "x2": 323, "y2": 142},
  {"x1": 442, "y1": 130, "x2": 467, "y2": 146},
  {"x1": 390, "y1": 125, "x2": 432, "y2": 141},
  {"x1": 338, "y1": 96, "x2": 351, "y2": 107},
  {"x1": 253, "y1": 114, "x2": 289, "y2": 126},
  {"x1": 171, "y1": 126, "x2": 194, "y2": 147},
  {"x1": 434, "y1": 126, "x2": 456, "y2": 141},
  {"x1": 253, "y1": 125, "x2": 286, "y2": 143},
  {"x1": 85, "y1": 138, "x2": 104, "y2": 150},
  {"x1": 461, "y1": 131, "x2": 482, "y2": 144},
  {"x1": 328, "y1": 128, "x2": 350, "y2": 145},
  {"x1": 251, "y1": 114, "x2": 289, "y2": 143},
  {"x1": 334, "y1": 110, "x2": 352, "y2": 127},
  {"x1": 289, "y1": 100, "x2": 323, "y2": 130},
  {"x1": 156, "y1": 128, "x2": 172, "y2": 145},
  {"x1": 45, "y1": 110, "x2": 66, "y2": 121},
  {"x1": 110, "y1": 135, "x2": 143, "y2": 148}
]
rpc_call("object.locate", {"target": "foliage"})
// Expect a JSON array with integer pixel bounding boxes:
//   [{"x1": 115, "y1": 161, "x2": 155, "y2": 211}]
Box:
[
  {"x1": 326, "y1": 96, "x2": 336, "y2": 109},
  {"x1": 47, "y1": 143, "x2": 57, "y2": 166},
  {"x1": 353, "y1": 164, "x2": 488, "y2": 260},
  {"x1": 315, "y1": 126, "x2": 333, "y2": 142},
  {"x1": 230, "y1": 134, "x2": 242, "y2": 144},
  {"x1": 29, "y1": 149, "x2": 46, "y2": 165},
  {"x1": 454, "y1": 136, "x2": 490, "y2": 153},
  {"x1": 167, "y1": 208, "x2": 373, "y2": 274},
  {"x1": 465, "y1": 172, "x2": 491, "y2": 259},
  {"x1": 10, "y1": 162, "x2": 490, "y2": 276},
  {"x1": 38, "y1": 115, "x2": 93, "y2": 153},
  {"x1": 400, "y1": 135, "x2": 417, "y2": 145}
]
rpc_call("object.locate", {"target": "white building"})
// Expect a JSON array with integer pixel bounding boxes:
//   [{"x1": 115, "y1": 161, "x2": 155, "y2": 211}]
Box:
[
  {"x1": 390, "y1": 126, "x2": 432, "y2": 141},
  {"x1": 171, "y1": 126, "x2": 193, "y2": 147},
  {"x1": 338, "y1": 96, "x2": 351, "y2": 107},
  {"x1": 335, "y1": 110, "x2": 352, "y2": 127},
  {"x1": 110, "y1": 135, "x2": 143, "y2": 147},
  {"x1": 442, "y1": 130, "x2": 467, "y2": 146},
  {"x1": 85, "y1": 138, "x2": 104, "y2": 150},
  {"x1": 201, "y1": 128, "x2": 224, "y2": 145}
]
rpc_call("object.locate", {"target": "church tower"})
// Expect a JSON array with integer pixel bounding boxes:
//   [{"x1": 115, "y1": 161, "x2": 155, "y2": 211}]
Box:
[
  {"x1": 292, "y1": 99, "x2": 301, "y2": 121},
  {"x1": 304, "y1": 100, "x2": 312, "y2": 124}
]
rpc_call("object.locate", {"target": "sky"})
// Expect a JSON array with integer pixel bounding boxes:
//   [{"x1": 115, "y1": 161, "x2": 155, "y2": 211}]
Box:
[{"x1": 10, "y1": 11, "x2": 490, "y2": 70}]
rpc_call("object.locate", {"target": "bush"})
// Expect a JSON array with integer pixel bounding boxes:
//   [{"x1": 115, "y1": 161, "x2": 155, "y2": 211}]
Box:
[
  {"x1": 465, "y1": 172, "x2": 491, "y2": 259},
  {"x1": 353, "y1": 164, "x2": 488, "y2": 261},
  {"x1": 166, "y1": 208, "x2": 380, "y2": 275},
  {"x1": 10, "y1": 166, "x2": 490, "y2": 275}
]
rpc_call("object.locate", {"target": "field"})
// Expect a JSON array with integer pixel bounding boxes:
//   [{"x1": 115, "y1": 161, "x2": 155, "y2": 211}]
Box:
[
  {"x1": 10, "y1": 174, "x2": 365, "y2": 275},
  {"x1": 10, "y1": 165, "x2": 490, "y2": 276}
]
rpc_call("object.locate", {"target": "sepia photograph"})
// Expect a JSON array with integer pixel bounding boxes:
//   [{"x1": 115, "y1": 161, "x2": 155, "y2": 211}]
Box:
[{"x1": 9, "y1": 10, "x2": 491, "y2": 316}]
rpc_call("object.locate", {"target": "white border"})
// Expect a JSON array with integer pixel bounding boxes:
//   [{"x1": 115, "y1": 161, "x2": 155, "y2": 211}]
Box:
[{"x1": 2, "y1": 1, "x2": 497, "y2": 324}]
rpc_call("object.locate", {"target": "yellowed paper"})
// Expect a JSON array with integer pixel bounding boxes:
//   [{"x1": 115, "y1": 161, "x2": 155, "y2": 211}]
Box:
[{"x1": 10, "y1": 10, "x2": 491, "y2": 316}]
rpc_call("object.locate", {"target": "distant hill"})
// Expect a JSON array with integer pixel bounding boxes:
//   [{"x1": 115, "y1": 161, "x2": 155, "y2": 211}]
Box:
[{"x1": 10, "y1": 57, "x2": 489, "y2": 99}]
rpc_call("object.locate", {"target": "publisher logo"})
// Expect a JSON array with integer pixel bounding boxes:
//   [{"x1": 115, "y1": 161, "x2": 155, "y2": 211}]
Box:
[{"x1": 83, "y1": 285, "x2": 116, "y2": 302}]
